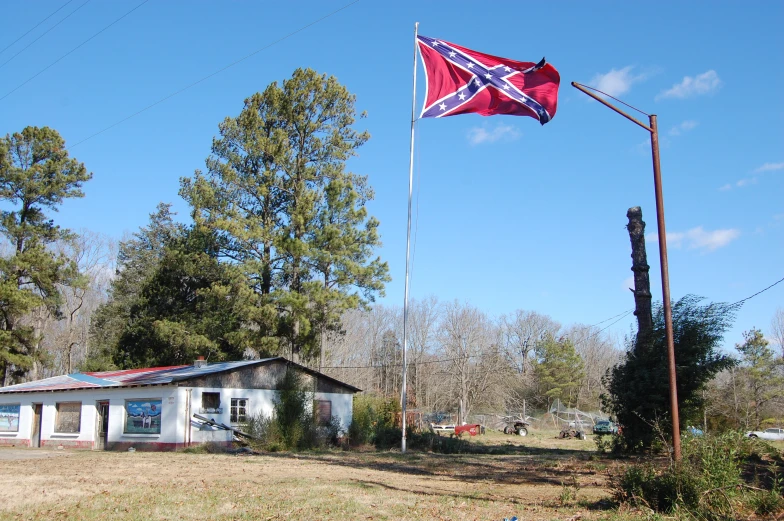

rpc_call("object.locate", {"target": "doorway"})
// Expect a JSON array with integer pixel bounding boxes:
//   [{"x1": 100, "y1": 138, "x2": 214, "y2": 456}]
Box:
[
  {"x1": 95, "y1": 401, "x2": 109, "y2": 450},
  {"x1": 31, "y1": 404, "x2": 42, "y2": 448}
]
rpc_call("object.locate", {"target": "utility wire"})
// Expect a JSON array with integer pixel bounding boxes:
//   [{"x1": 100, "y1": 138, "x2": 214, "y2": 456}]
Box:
[
  {"x1": 0, "y1": 0, "x2": 76, "y2": 56},
  {"x1": 0, "y1": 0, "x2": 91, "y2": 70},
  {"x1": 0, "y1": 0, "x2": 150, "y2": 102},
  {"x1": 572, "y1": 81, "x2": 650, "y2": 117},
  {"x1": 321, "y1": 307, "x2": 635, "y2": 370},
  {"x1": 322, "y1": 274, "x2": 784, "y2": 371},
  {"x1": 731, "y1": 275, "x2": 784, "y2": 306},
  {"x1": 64, "y1": 0, "x2": 362, "y2": 150}
]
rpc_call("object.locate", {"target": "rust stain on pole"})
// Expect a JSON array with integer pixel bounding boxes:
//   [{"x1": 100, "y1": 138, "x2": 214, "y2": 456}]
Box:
[{"x1": 649, "y1": 114, "x2": 682, "y2": 462}]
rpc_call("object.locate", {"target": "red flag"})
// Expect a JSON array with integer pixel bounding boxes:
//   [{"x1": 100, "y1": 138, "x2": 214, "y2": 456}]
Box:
[{"x1": 417, "y1": 35, "x2": 560, "y2": 124}]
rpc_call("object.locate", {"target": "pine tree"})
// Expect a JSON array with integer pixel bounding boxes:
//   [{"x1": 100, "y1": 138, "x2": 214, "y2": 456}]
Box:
[
  {"x1": 735, "y1": 328, "x2": 784, "y2": 429},
  {"x1": 533, "y1": 335, "x2": 585, "y2": 410},
  {"x1": 0, "y1": 127, "x2": 91, "y2": 384},
  {"x1": 180, "y1": 68, "x2": 388, "y2": 362},
  {"x1": 85, "y1": 204, "x2": 181, "y2": 370}
]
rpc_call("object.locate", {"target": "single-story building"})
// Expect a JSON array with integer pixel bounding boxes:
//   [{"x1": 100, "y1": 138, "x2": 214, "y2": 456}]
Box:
[{"x1": 0, "y1": 357, "x2": 359, "y2": 451}]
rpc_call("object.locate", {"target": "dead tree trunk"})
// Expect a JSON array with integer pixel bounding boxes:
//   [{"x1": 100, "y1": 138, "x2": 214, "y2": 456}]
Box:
[{"x1": 627, "y1": 207, "x2": 653, "y2": 346}]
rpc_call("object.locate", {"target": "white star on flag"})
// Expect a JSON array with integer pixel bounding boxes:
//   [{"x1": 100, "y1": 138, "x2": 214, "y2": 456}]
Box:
[
  {"x1": 449, "y1": 51, "x2": 456, "y2": 57},
  {"x1": 458, "y1": 92, "x2": 466, "y2": 100},
  {"x1": 439, "y1": 102, "x2": 447, "y2": 111},
  {"x1": 467, "y1": 63, "x2": 474, "y2": 69},
  {"x1": 504, "y1": 66, "x2": 512, "y2": 72}
]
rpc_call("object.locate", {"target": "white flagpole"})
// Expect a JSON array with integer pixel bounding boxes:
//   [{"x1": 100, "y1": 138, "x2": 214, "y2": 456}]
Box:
[{"x1": 401, "y1": 21, "x2": 419, "y2": 454}]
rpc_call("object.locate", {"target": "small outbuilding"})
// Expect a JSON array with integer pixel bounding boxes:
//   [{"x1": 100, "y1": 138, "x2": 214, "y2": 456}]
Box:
[{"x1": 0, "y1": 357, "x2": 359, "y2": 451}]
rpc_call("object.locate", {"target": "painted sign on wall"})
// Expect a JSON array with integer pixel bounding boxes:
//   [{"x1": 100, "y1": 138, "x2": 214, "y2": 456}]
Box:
[
  {"x1": 0, "y1": 404, "x2": 20, "y2": 432},
  {"x1": 124, "y1": 400, "x2": 162, "y2": 434}
]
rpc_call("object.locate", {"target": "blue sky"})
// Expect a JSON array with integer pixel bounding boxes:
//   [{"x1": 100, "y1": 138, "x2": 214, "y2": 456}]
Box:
[{"x1": 1, "y1": 1, "x2": 782, "y2": 351}]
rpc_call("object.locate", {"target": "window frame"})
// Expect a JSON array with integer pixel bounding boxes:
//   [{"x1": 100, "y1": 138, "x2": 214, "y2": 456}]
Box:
[
  {"x1": 230, "y1": 398, "x2": 248, "y2": 425},
  {"x1": 0, "y1": 404, "x2": 21, "y2": 433},
  {"x1": 314, "y1": 399, "x2": 332, "y2": 426},
  {"x1": 54, "y1": 401, "x2": 82, "y2": 434},
  {"x1": 200, "y1": 392, "x2": 222, "y2": 413},
  {"x1": 123, "y1": 399, "x2": 163, "y2": 435}
]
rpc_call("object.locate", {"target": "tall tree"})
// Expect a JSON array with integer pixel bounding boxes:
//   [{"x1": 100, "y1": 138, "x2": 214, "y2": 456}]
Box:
[
  {"x1": 602, "y1": 296, "x2": 737, "y2": 452},
  {"x1": 770, "y1": 308, "x2": 784, "y2": 358},
  {"x1": 533, "y1": 334, "x2": 585, "y2": 410},
  {"x1": 0, "y1": 127, "x2": 91, "y2": 384},
  {"x1": 112, "y1": 227, "x2": 250, "y2": 368},
  {"x1": 734, "y1": 328, "x2": 784, "y2": 429},
  {"x1": 180, "y1": 68, "x2": 387, "y2": 362},
  {"x1": 84, "y1": 204, "x2": 181, "y2": 370}
]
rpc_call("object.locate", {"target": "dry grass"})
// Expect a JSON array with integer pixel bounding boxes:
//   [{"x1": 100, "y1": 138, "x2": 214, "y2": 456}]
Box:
[{"x1": 0, "y1": 429, "x2": 622, "y2": 521}]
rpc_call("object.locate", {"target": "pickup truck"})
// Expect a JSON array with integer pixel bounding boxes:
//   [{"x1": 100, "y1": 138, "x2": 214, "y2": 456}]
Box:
[{"x1": 746, "y1": 428, "x2": 784, "y2": 441}]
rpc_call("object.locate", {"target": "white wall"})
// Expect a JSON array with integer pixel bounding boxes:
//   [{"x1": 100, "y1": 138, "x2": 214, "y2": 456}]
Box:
[
  {"x1": 0, "y1": 385, "x2": 355, "y2": 449},
  {"x1": 0, "y1": 387, "x2": 180, "y2": 449}
]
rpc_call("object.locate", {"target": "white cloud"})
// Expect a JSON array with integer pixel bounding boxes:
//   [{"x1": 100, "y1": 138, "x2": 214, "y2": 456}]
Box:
[
  {"x1": 754, "y1": 162, "x2": 784, "y2": 173},
  {"x1": 718, "y1": 161, "x2": 782, "y2": 190},
  {"x1": 622, "y1": 276, "x2": 634, "y2": 292},
  {"x1": 589, "y1": 66, "x2": 648, "y2": 97},
  {"x1": 646, "y1": 226, "x2": 740, "y2": 252},
  {"x1": 656, "y1": 70, "x2": 721, "y2": 100},
  {"x1": 467, "y1": 123, "x2": 520, "y2": 145},
  {"x1": 669, "y1": 120, "x2": 698, "y2": 136}
]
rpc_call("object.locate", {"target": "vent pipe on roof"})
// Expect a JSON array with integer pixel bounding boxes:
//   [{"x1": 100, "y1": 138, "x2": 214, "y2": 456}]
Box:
[{"x1": 194, "y1": 356, "x2": 207, "y2": 368}]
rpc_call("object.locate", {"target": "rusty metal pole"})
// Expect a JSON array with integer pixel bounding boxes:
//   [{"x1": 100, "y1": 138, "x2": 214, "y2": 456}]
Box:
[
  {"x1": 569, "y1": 82, "x2": 682, "y2": 462},
  {"x1": 649, "y1": 115, "x2": 681, "y2": 461}
]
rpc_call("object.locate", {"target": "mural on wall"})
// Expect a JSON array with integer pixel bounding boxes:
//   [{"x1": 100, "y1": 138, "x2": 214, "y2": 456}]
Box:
[
  {"x1": 124, "y1": 400, "x2": 162, "y2": 434},
  {"x1": 0, "y1": 404, "x2": 20, "y2": 432}
]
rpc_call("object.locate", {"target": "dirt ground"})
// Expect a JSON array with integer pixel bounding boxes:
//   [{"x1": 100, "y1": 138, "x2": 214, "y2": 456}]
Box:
[{"x1": 0, "y1": 431, "x2": 619, "y2": 521}]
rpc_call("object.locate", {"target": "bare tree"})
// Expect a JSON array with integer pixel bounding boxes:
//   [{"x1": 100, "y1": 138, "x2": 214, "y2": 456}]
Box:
[
  {"x1": 39, "y1": 231, "x2": 116, "y2": 376},
  {"x1": 438, "y1": 301, "x2": 509, "y2": 423},
  {"x1": 406, "y1": 296, "x2": 441, "y2": 408},
  {"x1": 563, "y1": 324, "x2": 622, "y2": 410},
  {"x1": 500, "y1": 310, "x2": 560, "y2": 376},
  {"x1": 771, "y1": 308, "x2": 784, "y2": 358}
]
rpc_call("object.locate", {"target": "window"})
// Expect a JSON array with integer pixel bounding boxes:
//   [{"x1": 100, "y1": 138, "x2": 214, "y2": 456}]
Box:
[
  {"x1": 201, "y1": 392, "x2": 221, "y2": 413},
  {"x1": 0, "y1": 404, "x2": 20, "y2": 432},
  {"x1": 230, "y1": 398, "x2": 247, "y2": 424},
  {"x1": 315, "y1": 400, "x2": 332, "y2": 425},
  {"x1": 124, "y1": 399, "x2": 162, "y2": 434},
  {"x1": 55, "y1": 402, "x2": 82, "y2": 433}
]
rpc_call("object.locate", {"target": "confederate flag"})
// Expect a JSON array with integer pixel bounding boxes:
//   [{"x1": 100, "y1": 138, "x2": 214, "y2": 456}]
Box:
[{"x1": 417, "y1": 35, "x2": 560, "y2": 124}]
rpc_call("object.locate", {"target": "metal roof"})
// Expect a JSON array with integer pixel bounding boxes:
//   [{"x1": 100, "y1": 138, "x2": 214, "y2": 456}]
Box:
[{"x1": 0, "y1": 358, "x2": 360, "y2": 394}]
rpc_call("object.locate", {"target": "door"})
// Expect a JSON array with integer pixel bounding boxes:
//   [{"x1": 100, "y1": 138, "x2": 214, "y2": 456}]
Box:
[
  {"x1": 95, "y1": 401, "x2": 109, "y2": 450},
  {"x1": 31, "y1": 404, "x2": 42, "y2": 448}
]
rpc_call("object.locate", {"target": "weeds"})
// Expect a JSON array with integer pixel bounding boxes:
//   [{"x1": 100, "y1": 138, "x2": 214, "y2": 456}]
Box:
[{"x1": 611, "y1": 431, "x2": 784, "y2": 520}]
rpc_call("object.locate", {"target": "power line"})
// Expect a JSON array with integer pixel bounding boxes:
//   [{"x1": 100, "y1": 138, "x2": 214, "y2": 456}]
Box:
[
  {"x1": 321, "y1": 307, "x2": 635, "y2": 370},
  {"x1": 572, "y1": 81, "x2": 650, "y2": 117},
  {"x1": 64, "y1": 0, "x2": 362, "y2": 150},
  {"x1": 731, "y1": 275, "x2": 784, "y2": 306},
  {"x1": 0, "y1": 0, "x2": 150, "y2": 102},
  {"x1": 0, "y1": 0, "x2": 76, "y2": 56},
  {"x1": 0, "y1": 0, "x2": 91, "y2": 70},
  {"x1": 588, "y1": 308, "x2": 633, "y2": 327}
]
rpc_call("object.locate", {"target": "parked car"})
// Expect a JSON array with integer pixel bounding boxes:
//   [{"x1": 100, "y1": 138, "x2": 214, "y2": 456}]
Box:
[
  {"x1": 745, "y1": 428, "x2": 784, "y2": 441},
  {"x1": 592, "y1": 420, "x2": 618, "y2": 435}
]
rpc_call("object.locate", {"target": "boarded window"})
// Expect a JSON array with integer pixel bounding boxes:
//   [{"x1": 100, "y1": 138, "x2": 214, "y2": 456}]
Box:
[
  {"x1": 230, "y1": 398, "x2": 247, "y2": 424},
  {"x1": 201, "y1": 392, "x2": 221, "y2": 412},
  {"x1": 55, "y1": 402, "x2": 82, "y2": 433},
  {"x1": 315, "y1": 400, "x2": 332, "y2": 425}
]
